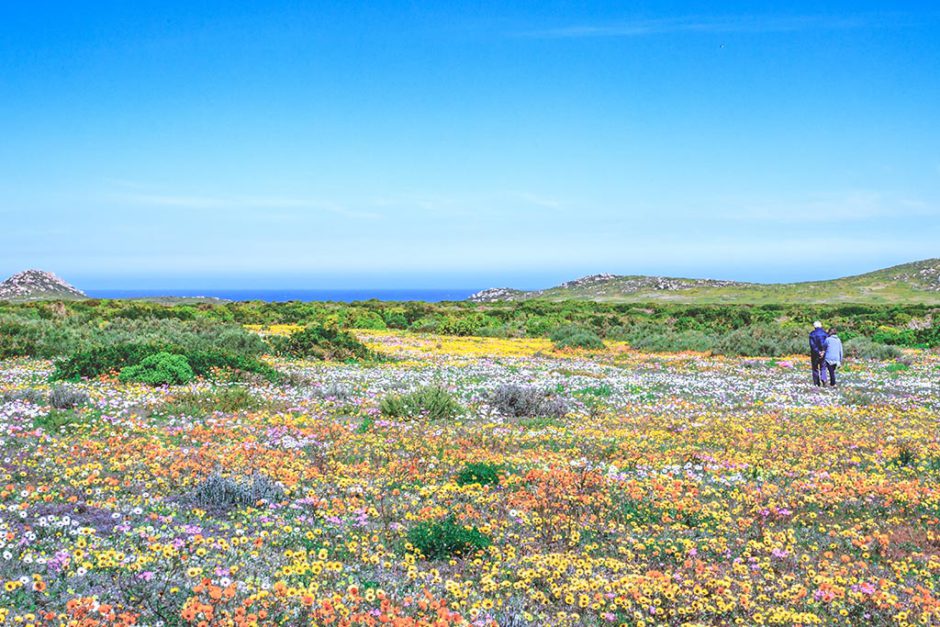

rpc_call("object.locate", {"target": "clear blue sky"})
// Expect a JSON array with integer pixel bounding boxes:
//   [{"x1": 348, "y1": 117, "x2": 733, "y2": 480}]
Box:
[{"x1": 1, "y1": 1, "x2": 938, "y2": 289}]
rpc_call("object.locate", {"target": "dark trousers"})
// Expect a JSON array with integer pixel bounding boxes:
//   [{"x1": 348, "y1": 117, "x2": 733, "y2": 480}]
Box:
[
  {"x1": 811, "y1": 353, "x2": 826, "y2": 386},
  {"x1": 826, "y1": 362, "x2": 838, "y2": 386}
]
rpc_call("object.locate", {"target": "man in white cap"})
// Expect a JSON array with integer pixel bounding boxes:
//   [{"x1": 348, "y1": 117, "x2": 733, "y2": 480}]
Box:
[{"x1": 808, "y1": 321, "x2": 829, "y2": 386}]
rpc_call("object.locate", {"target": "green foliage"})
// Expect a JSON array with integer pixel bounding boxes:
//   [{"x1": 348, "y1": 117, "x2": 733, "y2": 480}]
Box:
[
  {"x1": 382, "y1": 311, "x2": 409, "y2": 329},
  {"x1": 844, "y1": 338, "x2": 903, "y2": 361},
  {"x1": 53, "y1": 342, "x2": 166, "y2": 380},
  {"x1": 407, "y1": 515, "x2": 492, "y2": 560},
  {"x1": 271, "y1": 325, "x2": 373, "y2": 361},
  {"x1": 549, "y1": 325, "x2": 605, "y2": 350},
  {"x1": 456, "y1": 462, "x2": 502, "y2": 486},
  {"x1": 380, "y1": 385, "x2": 463, "y2": 420},
  {"x1": 118, "y1": 352, "x2": 195, "y2": 386},
  {"x1": 33, "y1": 409, "x2": 86, "y2": 433},
  {"x1": 350, "y1": 311, "x2": 387, "y2": 330},
  {"x1": 52, "y1": 342, "x2": 277, "y2": 382},
  {"x1": 162, "y1": 386, "x2": 263, "y2": 416}
]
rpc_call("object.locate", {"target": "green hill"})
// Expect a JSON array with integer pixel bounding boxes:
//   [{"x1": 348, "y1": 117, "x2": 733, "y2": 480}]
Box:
[{"x1": 469, "y1": 259, "x2": 940, "y2": 304}]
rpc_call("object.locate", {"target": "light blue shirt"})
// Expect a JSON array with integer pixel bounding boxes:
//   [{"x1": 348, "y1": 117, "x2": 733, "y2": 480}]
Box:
[{"x1": 825, "y1": 335, "x2": 843, "y2": 365}]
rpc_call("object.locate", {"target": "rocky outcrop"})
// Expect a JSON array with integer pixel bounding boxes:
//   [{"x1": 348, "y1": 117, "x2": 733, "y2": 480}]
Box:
[
  {"x1": 467, "y1": 287, "x2": 527, "y2": 303},
  {"x1": 0, "y1": 270, "x2": 86, "y2": 301}
]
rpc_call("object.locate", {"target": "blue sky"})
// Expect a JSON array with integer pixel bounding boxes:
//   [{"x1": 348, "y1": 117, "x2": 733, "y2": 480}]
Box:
[{"x1": 1, "y1": 1, "x2": 938, "y2": 289}]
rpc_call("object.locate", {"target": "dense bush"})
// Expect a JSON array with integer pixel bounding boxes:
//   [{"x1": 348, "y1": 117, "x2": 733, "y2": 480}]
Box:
[
  {"x1": 407, "y1": 515, "x2": 492, "y2": 560},
  {"x1": 52, "y1": 342, "x2": 277, "y2": 382},
  {"x1": 380, "y1": 385, "x2": 463, "y2": 420},
  {"x1": 711, "y1": 324, "x2": 806, "y2": 357},
  {"x1": 489, "y1": 384, "x2": 568, "y2": 418},
  {"x1": 2, "y1": 299, "x2": 936, "y2": 363},
  {"x1": 549, "y1": 325, "x2": 605, "y2": 350},
  {"x1": 119, "y1": 352, "x2": 195, "y2": 385},
  {"x1": 271, "y1": 325, "x2": 372, "y2": 361}
]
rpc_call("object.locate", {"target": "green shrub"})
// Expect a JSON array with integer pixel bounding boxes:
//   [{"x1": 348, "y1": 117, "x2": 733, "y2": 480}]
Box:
[
  {"x1": 844, "y1": 338, "x2": 902, "y2": 361},
  {"x1": 119, "y1": 352, "x2": 195, "y2": 385},
  {"x1": 33, "y1": 409, "x2": 86, "y2": 433},
  {"x1": 407, "y1": 515, "x2": 491, "y2": 560},
  {"x1": 272, "y1": 325, "x2": 372, "y2": 361},
  {"x1": 162, "y1": 386, "x2": 264, "y2": 415},
  {"x1": 350, "y1": 311, "x2": 387, "y2": 330},
  {"x1": 53, "y1": 343, "x2": 277, "y2": 382},
  {"x1": 710, "y1": 324, "x2": 805, "y2": 357},
  {"x1": 380, "y1": 385, "x2": 462, "y2": 420},
  {"x1": 383, "y1": 311, "x2": 409, "y2": 329},
  {"x1": 53, "y1": 342, "x2": 167, "y2": 380},
  {"x1": 549, "y1": 325, "x2": 605, "y2": 350},
  {"x1": 456, "y1": 462, "x2": 502, "y2": 486}
]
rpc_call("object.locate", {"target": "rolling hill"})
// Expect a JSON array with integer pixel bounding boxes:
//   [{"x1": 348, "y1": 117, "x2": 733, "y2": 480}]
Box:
[{"x1": 469, "y1": 259, "x2": 940, "y2": 304}]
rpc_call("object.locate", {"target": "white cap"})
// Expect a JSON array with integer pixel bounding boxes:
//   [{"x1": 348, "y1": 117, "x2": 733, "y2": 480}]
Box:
[{"x1": 813, "y1": 321, "x2": 822, "y2": 328}]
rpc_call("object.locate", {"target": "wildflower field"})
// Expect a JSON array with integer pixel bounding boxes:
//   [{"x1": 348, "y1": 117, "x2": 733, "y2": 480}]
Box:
[{"x1": 1, "y1": 330, "x2": 939, "y2": 626}]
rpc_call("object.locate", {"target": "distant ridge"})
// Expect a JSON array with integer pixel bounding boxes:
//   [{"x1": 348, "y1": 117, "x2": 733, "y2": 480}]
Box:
[
  {"x1": 468, "y1": 259, "x2": 940, "y2": 305},
  {"x1": 0, "y1": 270, "x2": 86, "y2": 301}
]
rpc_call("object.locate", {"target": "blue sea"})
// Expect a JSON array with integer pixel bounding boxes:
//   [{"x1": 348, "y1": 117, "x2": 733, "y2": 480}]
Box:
[{"x1": 84, "y1": 289, "x2": 480, "y2": 303}]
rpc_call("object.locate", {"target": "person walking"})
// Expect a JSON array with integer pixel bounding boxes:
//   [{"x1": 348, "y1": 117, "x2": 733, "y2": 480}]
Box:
[
  {"x1": 809, "y1": 321, "x2": 828, "y2": 386},
  {"x1": 824, "y1": 328, "x2": 843, "y2": 386}
]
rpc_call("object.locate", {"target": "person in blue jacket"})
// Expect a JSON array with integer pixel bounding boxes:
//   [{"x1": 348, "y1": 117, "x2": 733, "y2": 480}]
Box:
[{"x1": 809, "y1": 321, "x2": 829, "y2": 386}]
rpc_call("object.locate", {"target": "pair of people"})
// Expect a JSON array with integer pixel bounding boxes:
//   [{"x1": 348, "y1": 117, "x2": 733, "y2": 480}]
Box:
[{"x1": 809, "y1": 321, "x2": 843, "y2": 386}]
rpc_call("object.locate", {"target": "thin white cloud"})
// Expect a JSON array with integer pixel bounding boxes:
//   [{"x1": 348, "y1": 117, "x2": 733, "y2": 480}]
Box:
[
  {"x1": 720, "y1": 190, "x2": 935, "y2": 223},
  {"x1": 110, "y1": 191, "x2": 381, "y2": 219},
  {"x1": 516, "y1": 14, "x2": 888, "y2": 39}
]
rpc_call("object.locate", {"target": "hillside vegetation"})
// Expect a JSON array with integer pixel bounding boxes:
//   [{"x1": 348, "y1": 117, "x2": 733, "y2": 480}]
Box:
[{"x1": 470, "y1": 259, "x2": 940, "y2": 304}]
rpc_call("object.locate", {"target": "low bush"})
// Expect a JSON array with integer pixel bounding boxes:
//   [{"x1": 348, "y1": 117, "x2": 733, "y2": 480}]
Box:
[
  {"x1": 844, "y1": 337, "x2": 903, "y2": 361},
  {"x1": 710, "y1": 324, "x2": 806, "y2": 357},
  {"x1": 33, "y1": 409, "x2": 85, "y2": 433},
  {"x1": 489, "y1": 384, "x2": 568, "y2": 418},
  {"x1": 186, "y1": 472, "x2": 285, "y2": 513},
  {"x1": 119, "y1": 352, "x2": 195, "y2": 386},
  {"x1": 456, "y1": 462, "x2": 502, "y2": 486},
  {"x1": 162, "y1": 386, "x2": 263, "y2": 416},
  {"x1": 48, "y1": 385, "x2": 89, "y2": 409},
  {"x1": 1, "y1": 388, "x2": 47, "y2": 404},
  {"x1": 380, "y1": 385, "x2": 462, "y2": 420},
  {"x1": 271, "y1": 325, "x2": 372, "y2": 361},
  {"x1": 549, "y1": 325, "x2": 605, "y2": 350},
  {"x1": 407, "y1": 515, "x2": 492, "y2": 560}
]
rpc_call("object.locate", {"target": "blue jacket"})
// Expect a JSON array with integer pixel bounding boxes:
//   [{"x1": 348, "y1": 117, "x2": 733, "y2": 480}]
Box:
[{"x1": 809, "y1": 328, "x2": 828, "y2": 354}]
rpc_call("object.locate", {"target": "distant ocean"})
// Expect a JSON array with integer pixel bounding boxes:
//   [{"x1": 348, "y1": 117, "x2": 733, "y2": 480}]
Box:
[{"x1": 84, "y1": 289, "x2": 480, "y2": 303}]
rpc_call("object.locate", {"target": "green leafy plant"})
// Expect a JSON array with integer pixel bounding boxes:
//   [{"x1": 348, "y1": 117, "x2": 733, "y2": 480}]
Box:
[
  {"x1": 271, "y1": 325, "x2": 373, "y2": 361},
  {"x1": 456, "y1": 462, "x2": 503, "y2": 486},
  {"x1": 119, "y1": 352, "x2": 194, "y2": 385},
  {"x1": 162, "y1": 386, "x2": 265, "y2": 415},
  {"x1": 33, "y1": 409, "x2": 86, "y2": 433},
  {"x1": 380, "y1": 385, "x2": 462, "y2": 421},
  {"x1": 407, "y1": 515, "x2": 491, "y2": 560},
  {"x1": 549, "y1": 325, "x2": 605, "y2": 350}
]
